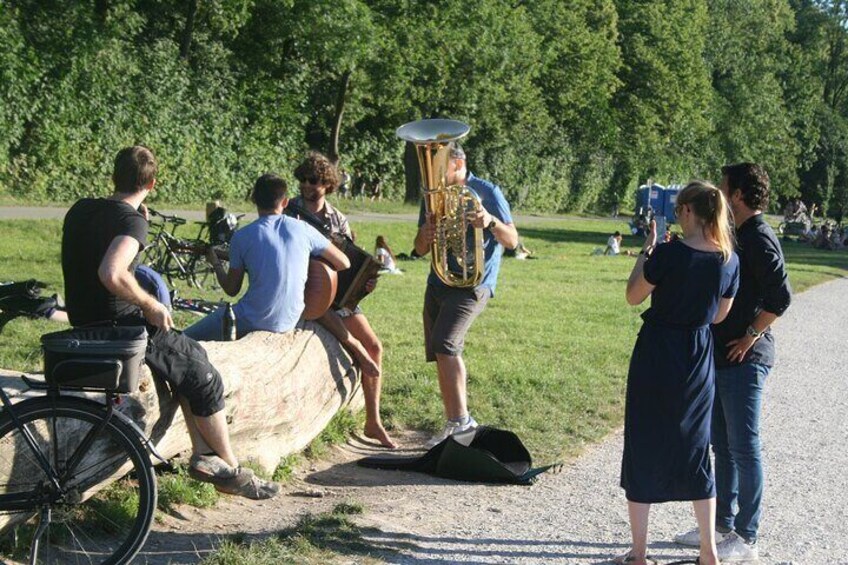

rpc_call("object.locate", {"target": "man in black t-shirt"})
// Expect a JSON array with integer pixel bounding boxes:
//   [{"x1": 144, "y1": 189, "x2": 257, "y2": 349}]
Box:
[
  {"x1": 673, "y1": 163, "x2": 792, "y2": 560},
  {"x1": 61, "y1": 146, "x2": 279, "y2": 500},
  {"x1": 62, "y1": 198, "x2": 153, "y2": 325}
]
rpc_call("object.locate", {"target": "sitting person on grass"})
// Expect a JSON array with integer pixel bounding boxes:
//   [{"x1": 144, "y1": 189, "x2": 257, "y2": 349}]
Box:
[
  {"x1": 184, "y1": 173, "x2": 349, "y2": 340},
  {"x1": 375, "y1": 235, "x2": 403, "y2": 274},
  {"x1": 504, "y1": 240, "x2": 533, "y2": 260},
  {"x1": 604, "y1": 231, "x2": 636, "y2": 256},
  {"x1": 0, "y1": 280, "x2": 68, "y2": 326},
  {"x1": 62, "y1": 146, "x2": 279, "y2": 499},
  {"x1": 812, "y1": 224, "x2": 837, "y2": 250}
]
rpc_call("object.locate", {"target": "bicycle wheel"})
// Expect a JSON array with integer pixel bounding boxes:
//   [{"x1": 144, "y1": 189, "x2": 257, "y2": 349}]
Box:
[
  {"x1": 0, "y1": 398, "x2": 156, "y2": 565},
  {"x1": 141, "y1": 238, "x2": 163, "y2": 270}
]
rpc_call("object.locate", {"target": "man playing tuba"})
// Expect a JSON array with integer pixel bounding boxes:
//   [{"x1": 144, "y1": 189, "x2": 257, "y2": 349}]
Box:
[{"x1": 413, "y1": 144, "x2": 519, "y2": 448}]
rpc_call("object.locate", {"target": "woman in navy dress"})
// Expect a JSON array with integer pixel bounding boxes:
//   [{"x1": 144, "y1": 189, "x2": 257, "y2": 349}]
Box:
[{"x1": 616, "y1": 181, "x2": 739, "y2": 565}]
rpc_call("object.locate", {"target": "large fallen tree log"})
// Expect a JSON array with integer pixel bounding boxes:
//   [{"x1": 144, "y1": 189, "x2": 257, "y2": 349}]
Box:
[{"x1": 0, "y1": 322, "x2": 364, "y2": 474}]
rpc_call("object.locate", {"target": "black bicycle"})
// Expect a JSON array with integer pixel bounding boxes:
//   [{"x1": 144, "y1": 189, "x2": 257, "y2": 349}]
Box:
[
  {"x1": 142, "y1": 209, "x2": 210, "y2": 289},
  {"x1": 143, "y1": 209, "x2": 239, "y2": 290},
  {"x1": 0, "y1": 331, "x2": 164, "y2": 564}
]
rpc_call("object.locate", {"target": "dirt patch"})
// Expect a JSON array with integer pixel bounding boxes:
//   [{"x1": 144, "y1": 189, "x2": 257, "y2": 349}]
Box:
[{"x1": 140, "y1": 430, "x2": 439, "y2": 564}]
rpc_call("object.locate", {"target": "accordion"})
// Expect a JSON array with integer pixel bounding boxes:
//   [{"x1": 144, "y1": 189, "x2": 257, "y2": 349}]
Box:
[{"x1": 284, "y1": 203, "x2": 381, "y2": 311}]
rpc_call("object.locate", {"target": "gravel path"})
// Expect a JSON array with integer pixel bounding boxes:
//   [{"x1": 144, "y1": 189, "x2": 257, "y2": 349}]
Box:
[
  {"x1": 140, "y1": 276, "x2": 847, "y2": 565},
  {"x1": 340, "y1": 276, "x2": 848, "y2": 565}
]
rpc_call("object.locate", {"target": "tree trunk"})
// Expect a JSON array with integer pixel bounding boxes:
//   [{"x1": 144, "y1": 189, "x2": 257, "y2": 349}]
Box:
[
  {"x1": 95, "y1": 0, "x2": 109, "y2": 23},
  {"x1": 180, "y1": 0, "x2": 198, "y2": 60},
  {"x1": 0, "y1": 323, "x2": 364, "y2": 528},
  {"x1": 404, "y1": 141, "x2": 422, "y2": 204},
  {"x1": 328, "y1": 70, "x2": 352, "y2": 165}
]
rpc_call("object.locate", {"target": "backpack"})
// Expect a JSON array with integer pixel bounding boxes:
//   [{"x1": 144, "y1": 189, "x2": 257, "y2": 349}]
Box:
[
  {"x1": 358, "y1": 426, "x2": 560, "y2": 485},
  {"x1": 0, "y1": 280, "x2": 60, "y2": 332},
  {"x1": 207, "y1": 206, "x2": 239, "y2": 245}
]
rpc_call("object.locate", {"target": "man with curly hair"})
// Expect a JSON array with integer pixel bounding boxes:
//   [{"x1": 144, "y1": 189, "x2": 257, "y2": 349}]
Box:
[
  {"x1": 290, "y1": 152, "x2": 396, "y2": 449},
  {"x1": 674, "y1": 163, "x2": 792, "y2": 561}
]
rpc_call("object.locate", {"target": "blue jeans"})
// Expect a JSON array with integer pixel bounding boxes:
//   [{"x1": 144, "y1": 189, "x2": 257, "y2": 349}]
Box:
[
  {"x1": 183, "y1": 306, "x2": 235, "y2": 341},
  {"x1": 712, "y1": 362, "x2": 770, "y2": 542}
]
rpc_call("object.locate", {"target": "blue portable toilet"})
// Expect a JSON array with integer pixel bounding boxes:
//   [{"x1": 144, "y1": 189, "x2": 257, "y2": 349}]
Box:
[
  {"x1": 636, "y1": 183, "x2": 666, "y2": 216},
  {"x1": 663, "y1": 185, "x2": 682, "y2": 224},
  {"x1": 635, "y1": 185, "x2": 650, "y2": 211}
]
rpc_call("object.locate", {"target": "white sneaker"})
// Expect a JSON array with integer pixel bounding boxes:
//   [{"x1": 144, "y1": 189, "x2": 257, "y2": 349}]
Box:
[
  {"x1": 425, "y1": 417, "x2": 478, "y2": 449},
  {"x1": 717, "y1": 531, "x2": 759, "y2": 562},
  {"x1": 673, "y1": 527, "x2": 735, "y2": 547}
]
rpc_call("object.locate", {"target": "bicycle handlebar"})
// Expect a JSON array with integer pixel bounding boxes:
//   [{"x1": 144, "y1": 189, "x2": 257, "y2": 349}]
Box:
[{"x1": 148, "y1": 208, "x2": 187, "y2": 226}]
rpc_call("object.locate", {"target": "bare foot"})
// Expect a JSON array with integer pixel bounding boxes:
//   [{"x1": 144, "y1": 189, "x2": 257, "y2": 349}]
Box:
[{"x1": 364, "y1": 421, "x2": 397, "y2": 449}]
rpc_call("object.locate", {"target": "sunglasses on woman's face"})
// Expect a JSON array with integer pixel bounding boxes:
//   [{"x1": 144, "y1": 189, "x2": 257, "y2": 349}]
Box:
[{"x1": 299, "y1": 176, "x2": 319, "y2": 185}]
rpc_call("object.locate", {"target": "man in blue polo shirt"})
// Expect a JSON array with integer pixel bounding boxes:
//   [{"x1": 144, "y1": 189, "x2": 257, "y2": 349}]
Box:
[
  {"x1": 414, "y1": 144, "x2": 519, "y2": 448},
  {"x1": 185, "y1": 173, "x2": 349, "y2": 340}
]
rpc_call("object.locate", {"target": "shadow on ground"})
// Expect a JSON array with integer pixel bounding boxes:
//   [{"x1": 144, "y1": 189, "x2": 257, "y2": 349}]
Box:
[{"x1": 140, "y1": 523, "x2": 699, "y2": 565}]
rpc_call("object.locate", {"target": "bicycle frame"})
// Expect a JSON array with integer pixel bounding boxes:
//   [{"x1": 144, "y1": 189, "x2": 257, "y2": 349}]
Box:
[
  {"x1": 0, "y1": 387, "x2": 66, "y2": 507},
  {"x1": 0, "y1": 384, "x2": 167, "y2": 514},
  {"x1": 145, "y1": 210, "x2": 222, "y2": 289}
]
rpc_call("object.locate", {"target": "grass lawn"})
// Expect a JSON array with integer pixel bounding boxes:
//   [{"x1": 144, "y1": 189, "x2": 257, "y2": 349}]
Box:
[{"x1": 0, "y1": 216, "x2": 845, "y2": 463}]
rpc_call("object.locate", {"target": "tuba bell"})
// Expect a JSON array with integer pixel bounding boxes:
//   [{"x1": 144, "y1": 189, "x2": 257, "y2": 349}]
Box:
[{"x1": 397, "y1": 119, "x2": 484, "y2": 288}]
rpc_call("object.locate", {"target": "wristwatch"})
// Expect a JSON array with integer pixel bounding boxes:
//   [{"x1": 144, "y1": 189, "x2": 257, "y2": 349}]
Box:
[
  {"x1": 487, "y1": 218, "x2": 497, "y2": 230},
  {"x1": 745, "y1": 325, "x2": 763, "y2": 338}
]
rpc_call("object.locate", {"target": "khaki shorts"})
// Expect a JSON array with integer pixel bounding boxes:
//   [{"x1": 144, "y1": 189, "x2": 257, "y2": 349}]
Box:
[{"x1": 423, "y1": 284, "x2": 490, "y2": 362}]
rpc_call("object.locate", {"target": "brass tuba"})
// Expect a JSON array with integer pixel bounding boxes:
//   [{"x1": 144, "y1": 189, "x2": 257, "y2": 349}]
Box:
[{"x1": 397, "y1": 119, "x2": 484, "y2": 288}]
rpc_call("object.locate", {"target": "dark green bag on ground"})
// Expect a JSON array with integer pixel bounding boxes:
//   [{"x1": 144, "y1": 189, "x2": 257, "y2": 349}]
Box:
[{"x1": 358, "y1": 426, "x2": 560, "y2": 485}]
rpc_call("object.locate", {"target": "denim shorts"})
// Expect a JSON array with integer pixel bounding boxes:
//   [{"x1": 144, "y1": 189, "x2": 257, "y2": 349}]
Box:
[{"x1": 335, "y1": 305, "x2": 363, "y2": 319}]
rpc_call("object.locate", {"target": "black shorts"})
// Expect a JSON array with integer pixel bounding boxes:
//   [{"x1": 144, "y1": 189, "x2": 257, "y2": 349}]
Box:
[
  {"x1": 423, "y1": 284, "x2": 491, "y2": 362},
  {"x1": 145, "y1": 328, "x2": 225, "y2": 417}
]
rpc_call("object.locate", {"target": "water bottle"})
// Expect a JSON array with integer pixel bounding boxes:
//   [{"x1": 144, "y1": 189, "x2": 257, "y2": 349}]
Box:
[{"x1": 222, "y1": 302, "x2": 237, "y2": 341}]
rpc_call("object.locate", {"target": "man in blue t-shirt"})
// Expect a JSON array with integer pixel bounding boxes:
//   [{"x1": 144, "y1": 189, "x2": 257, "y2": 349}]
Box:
[
  {"x1": 413, "y1": 144, "x2": 519, "y2": 448},
  {"x1": 184, "y1": 174, "x2": 349, "y2": 340}
]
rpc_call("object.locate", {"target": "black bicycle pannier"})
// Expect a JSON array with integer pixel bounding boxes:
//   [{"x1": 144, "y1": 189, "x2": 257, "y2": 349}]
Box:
[{"x1": 41, "y1": 326, "x2": 148, "y2": 392}]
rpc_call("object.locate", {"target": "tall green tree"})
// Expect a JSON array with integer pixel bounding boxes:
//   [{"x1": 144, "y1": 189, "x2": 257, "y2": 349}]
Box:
[
  {"x1": 526, "y1": 0, "x2": 622, "y2": 211},
  {"x1": 0, "y1": 5, "x2": 38, "y2": 181},
  {"x1": 611, "y1": 0, "x2": 714, "y2": 198},
  {"x1": 789, "y1": 0, "x2": 848, "y2": 215},
  {"x1": 706, "y1": 0, "x2": 799, "y2": 202}
]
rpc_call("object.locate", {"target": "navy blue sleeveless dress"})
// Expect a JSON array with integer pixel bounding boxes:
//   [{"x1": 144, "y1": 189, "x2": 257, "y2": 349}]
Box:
[{"x1": 621, "y1": 240, "x2": 739, "y2": 503}]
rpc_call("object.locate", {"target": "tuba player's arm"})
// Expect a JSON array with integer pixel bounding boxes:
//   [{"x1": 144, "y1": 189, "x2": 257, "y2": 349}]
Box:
[
  {"x1": 414, "y1": 212, "x2": 437, "y2": 256},
  {"x1": 469, "y1": 204, "x2": 519, "y2": 250}
]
